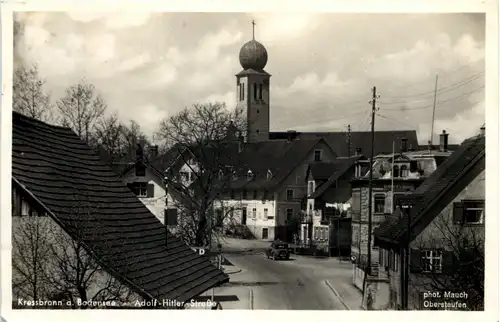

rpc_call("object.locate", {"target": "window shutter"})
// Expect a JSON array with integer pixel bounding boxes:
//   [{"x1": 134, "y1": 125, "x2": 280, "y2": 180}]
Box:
[
  {"x1": 147, "y1": 184, "x2": 155, "y2": 197},
  {"x1": 441, "y1": 250, "x2": 455, "y2": 274},
  {"x1": 409, "y1": 249, "x2": 422, "y2": 273},
  {"x1": 165, "y1": 208, "x2": 178, "y2": 226},
  {"x1": 453, "y1": 202, "x2": 464, "y2": 224}
]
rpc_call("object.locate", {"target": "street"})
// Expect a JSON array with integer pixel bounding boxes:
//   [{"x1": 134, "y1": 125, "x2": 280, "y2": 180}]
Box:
[{"x1": 214, "y1": 238, "x2": 359, "y2": 310}]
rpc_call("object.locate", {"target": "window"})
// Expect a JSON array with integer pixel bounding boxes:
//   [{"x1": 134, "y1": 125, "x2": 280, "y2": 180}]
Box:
[
  {"x1": 453, "y1": 200, "x2": 485, "y2": 224},
  {"x1": 128, "y1": 182, "x2": 151, "y2": 198},
  {"x1": 135, "y1": 164, "x2": 146, "y2": 177},
  {"x1": 400, "y1": 165, "x2": 408, "y2": 177},
  {"x1": 242, "y1": 190, "x2": 248, "y2": 199},
  {"x1": 180, "y1": 171, "x2": 189, "y2": 181},
  {"x1": 252, "y1": 208, "x2": 257, "y2": 219},
  {"x1": 286, "y1": 189, "x2": 294, "y2": 201},
  {"x1": 308, "y1": 181, "x2": 315, "y2": 195},
  {"x1": 239, "y1": 83, "x2": 245, "y2": 101},
  {"x1": 286, "y1": 208, "x2": 293, "y2": 222},
  {"x1": 258, "y1": 84, "x2": 263, "y2": 100},
  {"x1": 247, "y1": 170, "x2": 253, "y2": 181},
  {"x1": 267, "y1": 170, "x2": 273, "y2": 180},
  {"x1": 314, "y1": 149, "x2": 322, "y2": 162},
  {"x1": 253, "y1": 83, "x2": 257, "y2": 100},
  {"x1": 264, "y1": 208, "x2": 268, "y2": 221},
  {"x1": 314, "y1": 227, "x2": 320, "y2": 240},
  {"x1": 392, "y1": 165, "x2": 399, "y2": 178},
  {"x1": 392, "y1": 193, "x2": 406, "y2": 212},
  {"x1": 218, "y1": 170, "x2": 224, "y2": 180},
  {"x1": 422, "y1": 250, "x2": 443, "y2": 273},
  {"x1": 253, "y1": 190, "x2": 258, "y2": 199},
  {"x1": 374, "y1": 194, "x2": 386, "y2": 213}
]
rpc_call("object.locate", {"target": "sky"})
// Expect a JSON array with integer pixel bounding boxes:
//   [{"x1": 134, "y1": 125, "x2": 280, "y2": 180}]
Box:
[{"x1": 14, "y1": 12, "x2": 486, "y2": 144}]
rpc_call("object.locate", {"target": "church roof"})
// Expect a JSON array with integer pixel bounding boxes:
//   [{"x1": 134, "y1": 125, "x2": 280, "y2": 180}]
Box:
[
  {"x1": 269, "y1": 130, "x2": 419, "y2": 157},
  {"x1": 12, "y1": 112, "x2": 228, "y2": 303}
]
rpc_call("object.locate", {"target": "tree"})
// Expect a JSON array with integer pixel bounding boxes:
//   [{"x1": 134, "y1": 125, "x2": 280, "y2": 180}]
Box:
[
  {"x1": 12, "y1": 215, "x2": 53, "y2": 302},
  {"x1": 91, "y1": 113, "x2": 127, "y2": 165},
  {"x1": 158, "y1": 102, "x2": 246, "y2": 247},
  {"x1": 121, "y1": 120, "x2": 151, "y2": 161},
  {"x1": 12, "y1": 195, "x2": 135, "y2": 309},
  {"x1": 13, "y1": 64, "x2": 54, "y2": 122},
  {"x1": 56, "y1": 80, "x2": 106, "y2": 143},
  {"x1": 410, "y1": 211, "x2": 484, "y2": 310}
]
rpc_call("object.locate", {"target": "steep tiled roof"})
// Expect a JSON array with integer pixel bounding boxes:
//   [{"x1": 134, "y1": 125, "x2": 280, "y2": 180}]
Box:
[
  {"x1": 309, "y1": 156, "x2": 363, "y2": 199},
  {"x1": 269, "y1": 130, "x2": 419, "y2": 156},
  {"x1": 374, "y1": 134, "x2": 485, "y2": 247},
  {"x1": 309, "y1": 162, "x2": 338, "y2": 180},
  {"x1": 228, "y1": 139, "x2": 330, "y2": 191},
  {"x1": 12, "y1": 112, "x2": 228, "y2": 303}
]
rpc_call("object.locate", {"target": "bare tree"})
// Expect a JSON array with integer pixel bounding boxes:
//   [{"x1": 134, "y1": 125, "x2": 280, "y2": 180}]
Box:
[
  {"x1": 121, "y1": 120, "x2": 151, "y2": 161},
  {"x1": 13, "y1": 64, "x2": 54, "y2": 122},
  {"x1": 158, "y1": 102, "x2": 246, "y2": 247},
  {"x1": 12, "y1": 196, "x2": 135, "y2": 309},
  {"x1": 91, "y1": 113, "x2": 127, "y2": 165},
  {"x1": 56, "y1": 80, "x2": 106, "y2": 143},
  {"x1": 410, "y1": 210, "x2": 484, "y2": 310},
  {"x1": 12, "y1": 215, "x2": 53, "y2": 302}
]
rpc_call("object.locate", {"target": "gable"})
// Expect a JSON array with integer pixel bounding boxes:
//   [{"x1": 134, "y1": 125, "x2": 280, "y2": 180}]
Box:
[
  {"x1": 11, "y1": 112, "x2": 228, "y2": 302},
  {"x1": 413, "y1": 169, "x2": 485, "y2": 249}
]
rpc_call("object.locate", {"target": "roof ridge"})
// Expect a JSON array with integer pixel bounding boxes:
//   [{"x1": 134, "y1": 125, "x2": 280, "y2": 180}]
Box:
[
  {"x1": 397, "y1": 147, "x2": 485, "y2": 241},
  {"x1": 13, "y1": 111, "x2": 73, "y2": 132}
]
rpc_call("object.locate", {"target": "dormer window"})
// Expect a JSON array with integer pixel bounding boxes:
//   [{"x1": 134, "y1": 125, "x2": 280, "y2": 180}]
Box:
[
  {"x1": 267, "y1": 169, "x2": 273, "y2": 180},
  {"x1": 393, "y1": 165, "x2": 399, "y2": 178},
  {"x1": 400, "y1": 165, "x2": 408, "y2": 177},
  {"x1": 247, "y1": 169, "x2": 253, "y2": 181},
  {"x1": 314, "y1": 149, "x2": 322, "y2": 162}
]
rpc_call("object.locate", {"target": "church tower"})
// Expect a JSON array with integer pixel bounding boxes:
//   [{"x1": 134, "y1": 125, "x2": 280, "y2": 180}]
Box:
[{"x1": 236, "y1": 21, "x2": 271, "y2": 143}]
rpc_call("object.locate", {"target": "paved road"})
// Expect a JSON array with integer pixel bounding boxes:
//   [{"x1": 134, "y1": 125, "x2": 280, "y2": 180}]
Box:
[{"x1": 223, "y1": 246, "x2": 347, "y2": 310}]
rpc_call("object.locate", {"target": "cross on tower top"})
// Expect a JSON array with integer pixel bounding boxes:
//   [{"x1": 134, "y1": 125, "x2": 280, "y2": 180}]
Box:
[{"x1": 252, "y1": 20, "x2": 256, "y2": 40}]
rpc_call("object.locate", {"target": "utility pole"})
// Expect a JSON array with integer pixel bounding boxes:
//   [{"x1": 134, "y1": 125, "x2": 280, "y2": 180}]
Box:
[
  {"x1": 430, "y1": 74, "x2": 439, "y2": 146},
  {"x1": 346, "y1": 124, "x2": 352, "y2": 157},
  {"x1": 367, "y1": 86, "x2": 379, "y2": 277}
]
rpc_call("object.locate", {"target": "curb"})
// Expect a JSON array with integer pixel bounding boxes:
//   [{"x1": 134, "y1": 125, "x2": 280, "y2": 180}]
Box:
[
  {"x1": 324, "y1": 280, "x2": 350, "y2": 310},
  {"x1": 248, "y1": 288, "x2": 254, "y2": 310},
  {"x1": 225, "y1": 268, "x2": 242, "y2": 275}
]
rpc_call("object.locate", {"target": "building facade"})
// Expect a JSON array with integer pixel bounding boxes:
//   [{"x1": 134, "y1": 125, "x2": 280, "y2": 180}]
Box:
[
  {"x1": 350, "y1": 136, "x2": 453, "y2": 296},
  {"x1": 374, "y1": 132, "x2": 485, "y2": 310}
]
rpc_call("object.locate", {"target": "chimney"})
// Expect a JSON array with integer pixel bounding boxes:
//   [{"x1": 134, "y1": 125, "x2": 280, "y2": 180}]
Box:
[
  {"x1": 439, "y1": 130, "x2": 449, "y2": 152},
  {"x1": 400, "y1": 137, "x2": 408, "y2": 153},
  {"x1": 480, "y1": 125, "x2": 485, "y2": 137},
  {"x1": 355, "y1": 148, "x2": 362, "y2": 156},
  {"x1": 136, "y1": 144, "x2": 144, "y2": 161},
  {"x1": 151, "y1": 145, "x2": 159, "y2": 159},
  {"x1": 287, "y1": 130, "x2": 297, "y2": 143}
]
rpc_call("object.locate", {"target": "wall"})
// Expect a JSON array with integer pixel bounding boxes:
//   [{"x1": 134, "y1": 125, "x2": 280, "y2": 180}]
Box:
[
  {"x1": 236, "y1": 73, "x2": 271, "y2": 143},
  {"x1": 121, "y1": 166, "x2": 166, "y2": 225},
  {"x1": 11, "y1": 187, "x2": 140, "y2": 305},
  {"x1": 275, "y1": 140, "x2": 337, "y2": 228},
  {"x1": 216, "y1": 199, "x2": 277, "y2": 240}
]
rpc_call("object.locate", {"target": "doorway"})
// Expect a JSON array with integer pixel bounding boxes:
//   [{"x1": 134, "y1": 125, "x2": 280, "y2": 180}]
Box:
[
  {"x1": 262, "y1": 228, "x2": 269, "y2": 239},
  {"x1": 242, "y1": 208, "x2": 247, "y2": 225}
]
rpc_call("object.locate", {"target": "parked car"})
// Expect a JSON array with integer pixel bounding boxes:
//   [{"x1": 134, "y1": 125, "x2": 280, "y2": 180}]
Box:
[{"x1": 266, "y1": 241, "x2": 290, "y2": 260}]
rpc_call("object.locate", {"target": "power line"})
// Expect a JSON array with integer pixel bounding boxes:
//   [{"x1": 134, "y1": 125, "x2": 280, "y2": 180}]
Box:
[
  {"x1": 381, "y1": 85, "x2": 485, "y2": 111},
  {"x1": 380, "y1": 72, "x2": 484, "y2": 101}
]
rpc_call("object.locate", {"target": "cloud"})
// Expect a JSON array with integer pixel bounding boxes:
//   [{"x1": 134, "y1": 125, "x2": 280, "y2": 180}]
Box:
[
  {"x1": 417, "y1": 99, "x2": 485, "y2": 144},
  {"x1": 192, "y1": 29, "x2": 243, "y2": 64},
  {"x1": 66, "y1": 12, "x2": 152, "y2": 29},
  {"x1": 249, "y1": 13, "x2": 322, "y2": 42},
  {"x1": 118, "y1": 52, "x2": 152, "y2": 72},
  {"x1": 14, "y1": 13, "x2": 485, "y2": 145}
]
